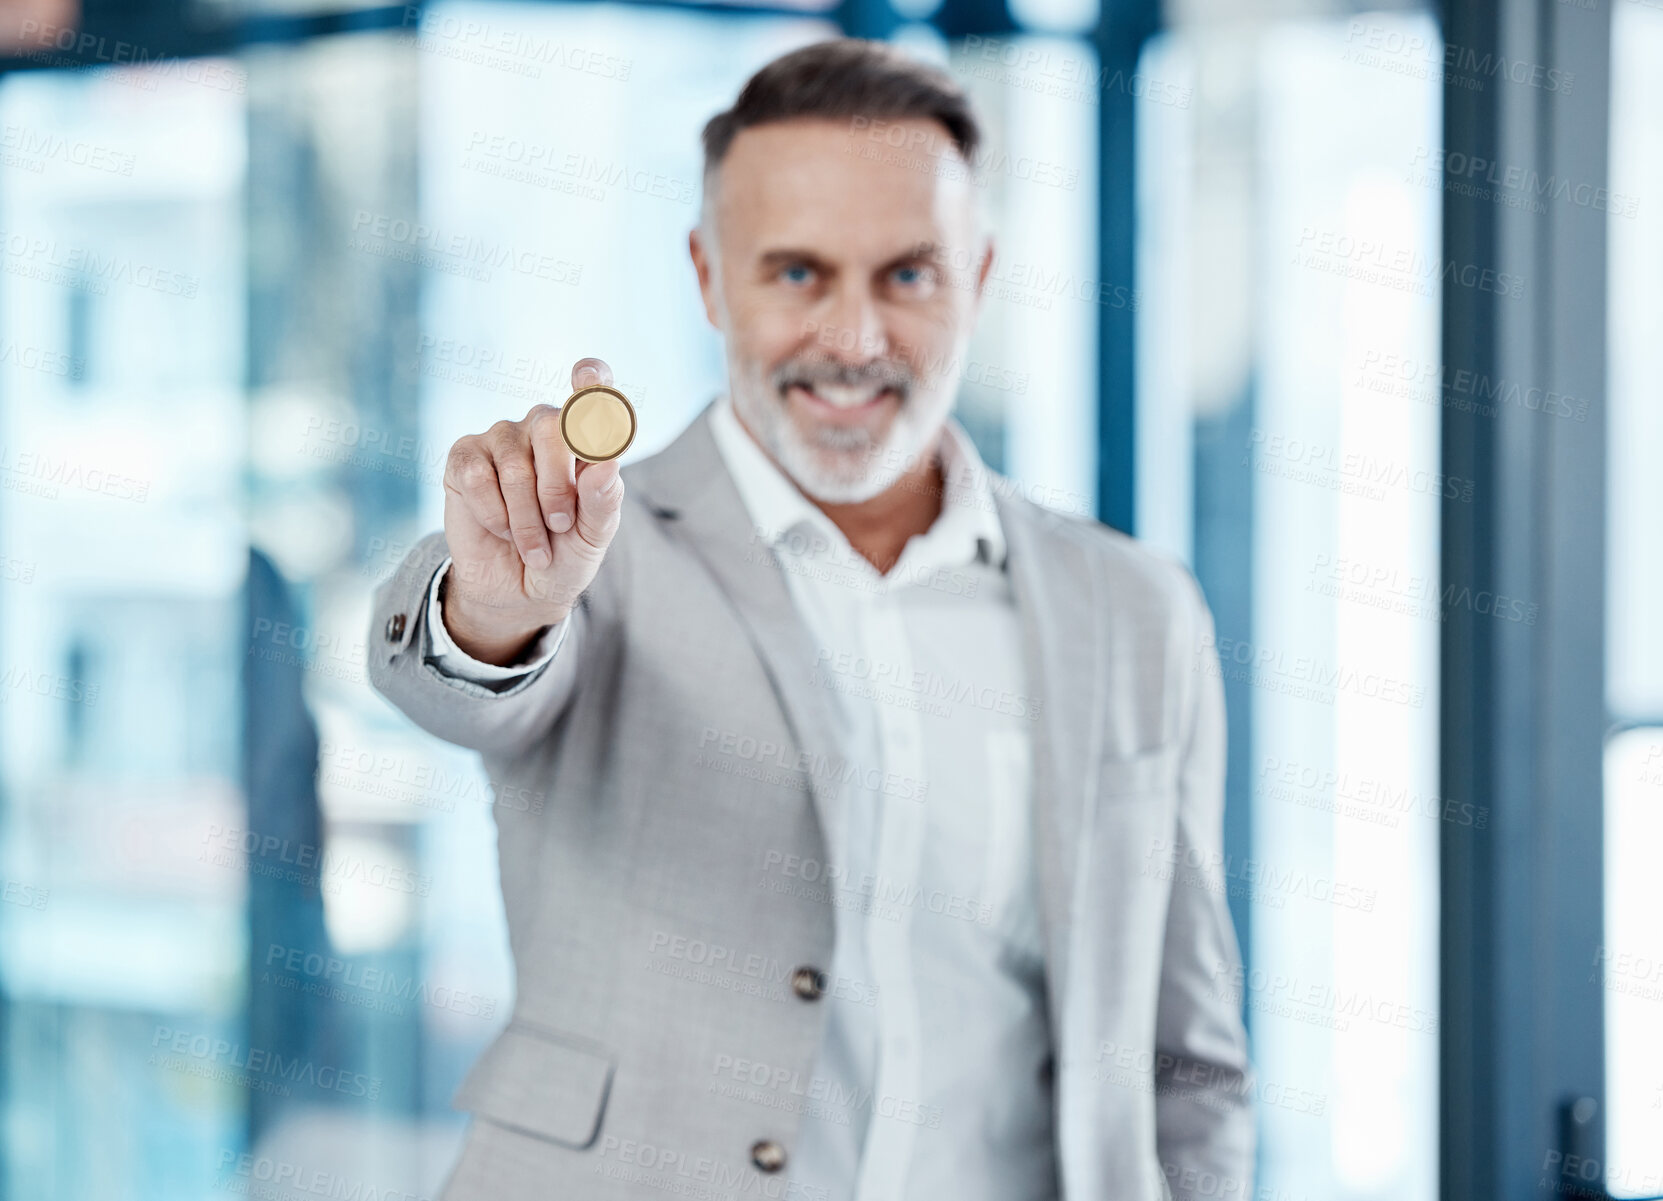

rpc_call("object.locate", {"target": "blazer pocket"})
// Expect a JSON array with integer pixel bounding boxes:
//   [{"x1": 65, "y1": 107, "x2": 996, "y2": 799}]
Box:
[
  {"x1": 452, "y1": 1021, "x2": 616, "y2": 1150},
  {"x1": 1098, "y1": 743, "x2": 1181, "y2": 799}
]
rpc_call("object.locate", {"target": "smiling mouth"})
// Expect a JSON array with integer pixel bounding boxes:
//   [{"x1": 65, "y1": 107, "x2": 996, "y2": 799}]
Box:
[{"x1": 783, "y1": 381, "x2": 900, "y2": 419}]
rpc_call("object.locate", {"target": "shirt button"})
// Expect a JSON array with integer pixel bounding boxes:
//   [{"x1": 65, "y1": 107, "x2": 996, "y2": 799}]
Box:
[
  {"x1": 384, "y1": 613, "x2": 407, "y2": 643},
  {"x1": 750, "y1": 1139, "x2": 787, "y2": 1173},
  {"x1": 790, "y1": 966, "x2": 825, "y2": 1000}
]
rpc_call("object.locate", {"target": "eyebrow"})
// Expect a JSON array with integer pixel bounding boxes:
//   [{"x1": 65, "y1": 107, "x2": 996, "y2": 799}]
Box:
[
  {"x1": 755, "y1": 242, "x2": 947, "y2": 276},
  {"x1": 757, "y1": 248, "x2": 834, "y2": 275}
]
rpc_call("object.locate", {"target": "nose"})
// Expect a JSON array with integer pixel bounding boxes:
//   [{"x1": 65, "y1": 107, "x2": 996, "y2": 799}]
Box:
[{"x1": 814, "y1": 283, "x2": 888, "y2": 365}]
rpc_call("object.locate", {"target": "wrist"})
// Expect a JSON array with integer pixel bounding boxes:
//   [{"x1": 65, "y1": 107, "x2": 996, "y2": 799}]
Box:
[{"x1": 441, "y1": 582, "x2": 562, "y2": 668}]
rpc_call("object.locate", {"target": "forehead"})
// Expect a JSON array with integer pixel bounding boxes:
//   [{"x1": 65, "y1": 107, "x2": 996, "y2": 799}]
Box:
[{"x1": 710, "y1": 116, "x2": 978, "y2": 259}]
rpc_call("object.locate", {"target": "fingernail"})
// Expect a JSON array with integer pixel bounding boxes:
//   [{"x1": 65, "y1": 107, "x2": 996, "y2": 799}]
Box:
[
  {"x1": 547, "y1": 511, "x2": 573, "y2": 533},
  {"x1": 525, "y1": 547, "x2": 551, "y2": 571}
]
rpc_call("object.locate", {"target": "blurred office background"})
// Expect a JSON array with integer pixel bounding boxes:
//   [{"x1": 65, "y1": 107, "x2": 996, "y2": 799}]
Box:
[{"x1": 0, "y1": 0, "x2": 1653, "y2": 1197}]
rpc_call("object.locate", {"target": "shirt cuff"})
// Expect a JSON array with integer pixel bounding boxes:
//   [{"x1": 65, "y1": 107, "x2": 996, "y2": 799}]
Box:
[{"x1": 423, "y1": 556, "x2": 568, "y2": 684}]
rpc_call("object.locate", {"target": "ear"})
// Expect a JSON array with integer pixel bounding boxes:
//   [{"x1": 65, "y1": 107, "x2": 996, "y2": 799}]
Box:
[
  {"x1": 970, "y1": 234, "x2": 996, "y2": 313},
  {"x1": 689, "y1": 225, "x2": 722, "y2": 331}
]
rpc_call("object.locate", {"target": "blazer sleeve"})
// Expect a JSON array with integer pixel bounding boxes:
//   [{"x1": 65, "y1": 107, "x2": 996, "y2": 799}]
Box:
[
  {"x1": 365, "y1": 529, "x2": 592, "y2": 759},
  {"x1": 1151, "y1": 569, "x2": 1257, "y2": 1200}
]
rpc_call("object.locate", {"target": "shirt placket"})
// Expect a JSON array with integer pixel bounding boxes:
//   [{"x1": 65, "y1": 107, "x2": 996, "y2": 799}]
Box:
[{"x1": 851, "y1": 575, "x2": 928, "y2": 1201}]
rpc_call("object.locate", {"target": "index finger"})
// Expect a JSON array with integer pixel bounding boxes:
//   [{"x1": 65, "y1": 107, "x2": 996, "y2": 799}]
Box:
[{"x1": 535, "y1": 357, "x2": 616, "y2": 532}]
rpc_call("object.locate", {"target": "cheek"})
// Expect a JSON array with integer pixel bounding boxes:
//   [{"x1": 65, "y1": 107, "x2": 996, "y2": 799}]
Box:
[
  {"x1": 889, "y1": 312, "x2": 962, "y2": 380},
  {"x1": 729, "y1": 293, "x2": 816, "y2": 364}
]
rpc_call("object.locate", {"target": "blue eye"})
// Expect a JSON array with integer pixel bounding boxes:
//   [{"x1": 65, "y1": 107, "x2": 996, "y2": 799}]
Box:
[
  {"x1": 894, "y1": 265, "x2": 921, "y2": 285},
  {"x1": 782, "y1": 264, "x2": 813, "y2": 284}
]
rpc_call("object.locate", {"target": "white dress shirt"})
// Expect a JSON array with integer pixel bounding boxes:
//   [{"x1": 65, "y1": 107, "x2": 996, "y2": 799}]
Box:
[{"x1": 423, "y1": 394, "x2": 1057, "y2": 1200}]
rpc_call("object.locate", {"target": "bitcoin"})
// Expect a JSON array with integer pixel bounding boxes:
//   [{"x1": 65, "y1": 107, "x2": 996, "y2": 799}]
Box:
[{"x1": 560, "y1": 384, "x2": 636, "y2": 462}]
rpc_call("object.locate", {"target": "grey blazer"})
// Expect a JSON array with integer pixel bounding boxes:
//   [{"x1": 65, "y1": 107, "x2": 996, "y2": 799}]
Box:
[{"x1": 366, "y1": 399, "x2": 1255, "y2": 1201}]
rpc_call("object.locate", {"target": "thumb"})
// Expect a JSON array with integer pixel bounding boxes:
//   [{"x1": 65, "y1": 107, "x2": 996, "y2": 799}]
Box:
[{"x1": 572, "y1": 459, "x2": 624, "y2": 550}]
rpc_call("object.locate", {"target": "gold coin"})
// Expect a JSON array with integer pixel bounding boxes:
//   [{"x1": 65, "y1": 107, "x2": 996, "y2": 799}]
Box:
[{"x1": 560, "y1": 384, "x2": 637, "y2": 462}]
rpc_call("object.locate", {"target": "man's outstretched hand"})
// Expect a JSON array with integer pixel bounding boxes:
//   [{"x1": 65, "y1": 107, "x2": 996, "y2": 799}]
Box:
[{"x1": 439, "y1": 358, "x2": 626, "y2": 666}]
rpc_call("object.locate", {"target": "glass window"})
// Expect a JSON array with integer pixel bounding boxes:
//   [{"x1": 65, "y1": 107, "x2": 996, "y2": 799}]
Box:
[
  {"x1": 950, "y1": 30, "x2": 1099, "y2": 510},
  {"x1": 0, "y1": 6, "x2": 1105, "y2": 1196},
  {"x1": 1137, "y1": 13, "x2": 1442, "y2": 1200},
  {"x1": 1603, "y1": 2, "x2": 1663, "y2": 1194},
  {"x1": 0, "y1": 61, "x2": 248, "y2": 1200}
]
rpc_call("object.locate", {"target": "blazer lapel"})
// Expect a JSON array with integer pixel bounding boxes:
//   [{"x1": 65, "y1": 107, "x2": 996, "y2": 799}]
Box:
[
  {"x1": 993, "y1": 490, "x2": 1106, "y2": 1043},
  {"x1": 624, "y1": 400, "x2": 855, "y2": 848}
]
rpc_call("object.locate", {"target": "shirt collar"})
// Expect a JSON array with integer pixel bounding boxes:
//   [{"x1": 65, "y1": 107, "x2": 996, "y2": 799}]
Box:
[{"x1": 707, "y1": 391, "x2": 1007, "y2": 574}]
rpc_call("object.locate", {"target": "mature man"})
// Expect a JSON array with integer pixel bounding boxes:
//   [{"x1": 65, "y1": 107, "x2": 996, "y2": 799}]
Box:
[{"x1": 368, "y1": 38, "x2": 1253, "y2": 1201}]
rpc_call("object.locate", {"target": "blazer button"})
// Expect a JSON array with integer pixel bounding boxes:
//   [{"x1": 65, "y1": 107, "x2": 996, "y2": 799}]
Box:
[
  {"x1": 384, "y1": 613, "x2": 407, "y2": 643},
  {"x1": 790, "y1": 966, "x2": 824, "y2": 1000},
  {"x1": 750, "y1": 1139, "x2": 787, "y2": 1173}
]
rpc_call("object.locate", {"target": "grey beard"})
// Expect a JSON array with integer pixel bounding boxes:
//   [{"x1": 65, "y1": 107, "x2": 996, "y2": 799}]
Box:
[
  {"x1": 770, "y1": 412, "x2": 901, "y2": 504},
  {"x1": 728, "y1": 358, "x2": 918, "y2": 503},
  {"x1": 733, "y1": 392, "x2": 890, "y2": 503}
]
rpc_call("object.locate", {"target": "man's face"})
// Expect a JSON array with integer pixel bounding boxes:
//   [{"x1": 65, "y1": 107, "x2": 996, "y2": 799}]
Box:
[{"x1": 690, "y1": 116, "x2": 993, "y2": 504}]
